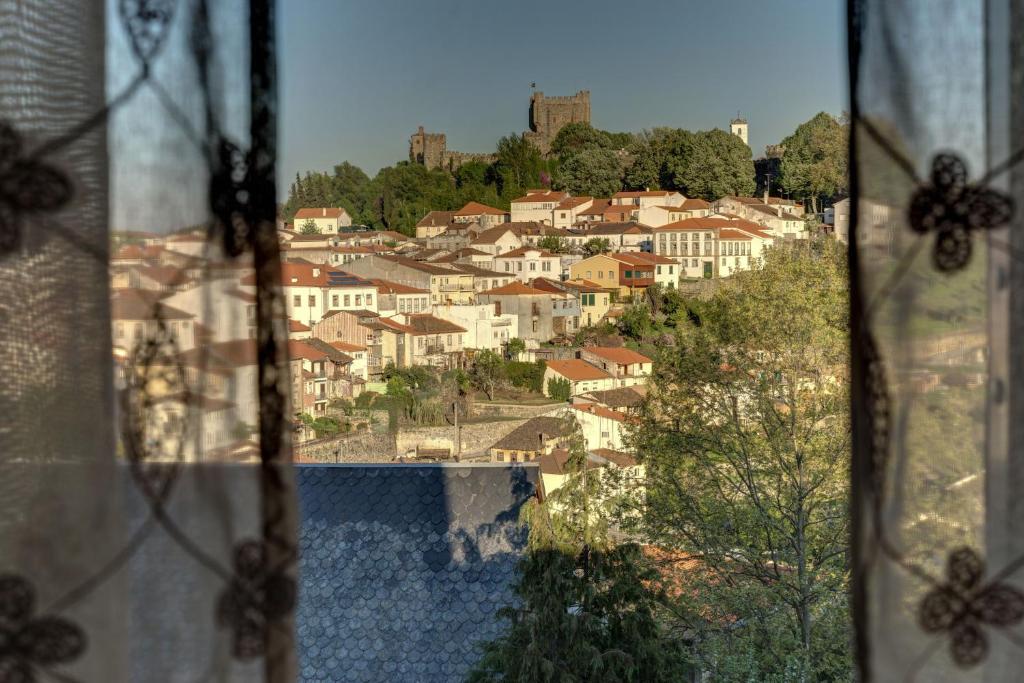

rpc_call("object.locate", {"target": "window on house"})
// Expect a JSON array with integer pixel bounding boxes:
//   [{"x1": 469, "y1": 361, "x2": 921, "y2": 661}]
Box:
[
  {"x1": 308, "y1": 295, "x2": 316, "y2": 307},
  {"x1": 586, "y1": 270, "x2": 592, "y2": 278},
  {"x1": 529, "y1": 262, "x2": 536, "y2": 271},
  {"x1": 517, "y1": 262, "x2": 523, "y2": 272},
  {"x1": 293, "y1": 295, "x2": 300, "y2": 307},
  {"x1": 344, "y1": 295, "x2": 350, "y2": 306},
  {"x1": 608, "y1": 271, "x2": 613, "y2": 279},
  {"x1": 355, "y1": 295, "x2": 362, "y2": 306},
  {"x1": 366, "y1": 295, "x2": 373, "y2": 306},
  {"x1": 332, "y1": 294, "x2": 339, "y2": 307},
  {"x1": 657, "y1": 266, "x2": 662, "y2": 275},
  {"x1": 447, "y1": 334, "x2": 452, "y2": 345},
  {"x1": 504, "y1": 262, "x2": 510, "y2": 272},
  {"x1": 115, "y1": 323, "x2": 124, "y2": 339}
]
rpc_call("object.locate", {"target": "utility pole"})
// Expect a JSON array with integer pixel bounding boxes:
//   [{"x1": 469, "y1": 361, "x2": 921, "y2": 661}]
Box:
[{"x1": 453, "y1": 400, "x2": 461, "y2": 462}]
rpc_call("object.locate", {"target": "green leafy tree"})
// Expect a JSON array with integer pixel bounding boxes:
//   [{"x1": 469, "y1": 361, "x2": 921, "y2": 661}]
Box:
[
  {"x1": 629, "y1": 240, "x2": 851, "y2": 680},
  {"x1": 506, "y1": 337, "x2": 527, "y2": 360},
  {"x1": 506, "y1": 360, "x2": 547, "y2": 394},
  {"x1": 549, "y1": 122, "x2": 612, "y2": 159},
  {"x1": 583, "y1": 238, "x2": 611, "y2": 256},
  {"x1": 547, "y1": 376, "x2": 571, "y2": 402},
  {"x1": 536, "y1": 235, "x2": 567, "y2": 254},
  {"x1": 618, "y1": 305, "x2": 654, "y2": 341},
  {"x1": 470, "y1": 349, "x2": 506, "y2": 401},
  {"x1": 299, "y1": 218, "x2": 320, "y2": 234},
  {"x1": 668, "y1": 129, "x2": 756, "y2": 199},
  {"x1": 555, "y1": 147, "x2": 623, "y2": 198},
  {"x1": 470, "y1": 421, "x2": 690, "y2": 682},
  {"x1": 493, "y1": 134, "x2": 546, "y2": 197},
  {"x1": 778, "y1": 112, "x2": 849, "y2": 214}
]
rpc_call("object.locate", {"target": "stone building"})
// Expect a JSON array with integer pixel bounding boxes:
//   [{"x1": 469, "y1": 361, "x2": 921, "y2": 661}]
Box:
[
  {"x1": 409, "y1": 125, "x2": 496, "y2": 171},
  {"x1": 523, "y1": 90, "x2": 591, "y2": 154},
  {"x1": 730, "y1": 116, "x2": 749, "y2": 146}
]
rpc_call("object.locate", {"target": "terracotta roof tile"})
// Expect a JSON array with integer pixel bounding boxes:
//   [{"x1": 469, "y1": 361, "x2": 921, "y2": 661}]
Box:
[
  {"x1": 585, "y1": 346, "x2": 652, "y2": 365},
  {"x1": 546, "y1": 359, "x2": 612, "y2": 382}
]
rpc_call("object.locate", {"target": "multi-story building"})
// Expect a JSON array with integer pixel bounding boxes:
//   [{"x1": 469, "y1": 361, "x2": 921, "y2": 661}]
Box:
[
  {"x1": 552, "y1": 196, "x2": 595, "y2": 228},
  {"x1": 395, "y1": 314, "x2": 468, "y2": 368},
  {"x1": 510, "y1": 189, "x2": 569, "y2": 224},
  {"x1": 576, "y1": 222, "x2": 652, "y2": 252},
  {"x1": 493, "y1": 246, "x2": 561, "y2": 282},
  {"x1": 415, "y1": 210, "x2": 456, "y2": 239},
  {"x1": 475, "y1": 281, "x2": 556, "y2": 343},
  {"x1": 530, "y1": 277, "x2": 611, "y2": 328},
  {"x1": 432, "y1": 303, "x2": 518, "y2": 352},
  {"x1": 370, "y1": 279, "x2": 431, "y2": 316},
  {"x1": 611, "y1": 190, "x2": 685, "y2": 208},
  {"x1": 470, "y1": 226, "x2": 523, "y2": 256},
  {"x1": 543, "y1": 359, "x2": 614, "y2": 397},
  {"x1": 580, "y1": 347, "x2": 652, "y2": 388},
  {"x1": 453, "y1": 202, "x2": 509, "y2": 229}
]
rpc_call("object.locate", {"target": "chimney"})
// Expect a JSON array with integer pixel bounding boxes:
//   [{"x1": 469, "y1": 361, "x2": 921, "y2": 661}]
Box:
[
  {"x1": 763, "y1": 189, "x2": 768, "y2": 204},
  {"x1": 322, "y1": 208, "x2": 327, "y2": 217},
  {"x1": 312, "y1": 268, "x2": 320, "y2": 277}
]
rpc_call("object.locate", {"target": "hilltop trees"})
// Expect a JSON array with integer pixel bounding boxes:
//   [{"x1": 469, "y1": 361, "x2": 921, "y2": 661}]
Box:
[
  {"x1": 628, "y1": 240, "x2": 851, "y2": 679},
  {"x1": 624, "y1": 128, "x2": 756, "y2": 199},
  {"x1": 554, "y1": 147, "x2": 623, "y2": 198},
  {"x1": 778, "y1": 112, "x2": 849, "y2": 214}
]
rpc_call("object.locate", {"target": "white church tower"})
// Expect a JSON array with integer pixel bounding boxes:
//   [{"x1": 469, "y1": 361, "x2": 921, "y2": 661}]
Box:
[{"x1": 730, "y1": 115, "x2": 748, "y2": 146}]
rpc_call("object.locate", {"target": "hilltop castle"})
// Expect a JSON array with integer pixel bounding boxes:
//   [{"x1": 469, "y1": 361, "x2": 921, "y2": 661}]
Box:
[{"x1": 410, "y1": 89, "x2": 592, "y2": 171}]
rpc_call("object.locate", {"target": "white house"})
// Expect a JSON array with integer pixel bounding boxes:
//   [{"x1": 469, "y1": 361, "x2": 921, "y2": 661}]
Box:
[
  {"x1": 510, "y1": 189, "x2": 569, "y2": 224},
  {"x1": 543, "y1": 359, "x2": 615, "y2": 397},
  {"x1": 611, "y1": 190, "x2": 685, "y2": 209},
  {"x1": 493, "y1": 246, "x2": 561, "y2": 283},
  {"x1": 571, "y1": 402, "x2": 629, "y2": 451},
  {"x1": 293, "y1": 207, "x2": 353, "y2": 234},
  {"x1": 432, "y1": 303, "x2": 518, "y2": 352},
  {"x1": 552, "y1": 196, "x2": 594, "y2": 228}
]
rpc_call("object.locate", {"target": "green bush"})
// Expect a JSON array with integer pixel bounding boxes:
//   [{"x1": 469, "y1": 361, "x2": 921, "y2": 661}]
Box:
[
  {"x1": 507, "y1": 360, "x2": 546, "y2": 393},
  {"x1": 547, "y1": 376, "x2": 571, "y2": 402}
]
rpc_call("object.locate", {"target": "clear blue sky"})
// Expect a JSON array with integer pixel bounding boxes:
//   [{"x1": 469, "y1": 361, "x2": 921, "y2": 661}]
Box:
[{"x1": 278, "y1": 0, "x2": 846, "y2": 192}]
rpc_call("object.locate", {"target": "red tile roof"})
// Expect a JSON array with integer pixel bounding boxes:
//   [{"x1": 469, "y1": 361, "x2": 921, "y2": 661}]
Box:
[
  {"x1": 328, "y1": 340, "x2": 367, "y2": 353},
  {"x1": 455, "y1": 201, "x2": 507, "y2": 216},
  {"x1": 478, "y1": 281, "x2": 549, "y2": 296},
  {"x1": 572, "y1": 402, "x2": 626, "y2": 422},
  {"x1": 416, "y1": 210, "x2": 457, "y2": 227},
  {"x1": 613, "y1": 190, "x2": 676, "y2": 198},
  {"x1": 556, "y1": 196, "x2": 593, "y2": 209},
  {"x1": 546, "y1": 359, "x2": 612, "y2": 382},
  {"x1": 577, "y1": 199, "x2": 611, "y2": 216},
  {"x1": 653, "y1": 217, "x2": 737, "y2": 231},
  {"x1": 294, "y1": 207, "x2": 348, "y2": 219},
  {"x1": 288, "y1": 319, "x2": 311, "y2": 332},
  {"x1": 680, "y1": 198, "x2": 711, "y2": 210},
  {"x1": 719, "y1": 229, "x2": 754, "y2": 240}
]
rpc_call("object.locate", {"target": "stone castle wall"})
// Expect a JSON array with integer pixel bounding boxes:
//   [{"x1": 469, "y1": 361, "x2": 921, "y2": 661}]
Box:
[{"x1": 526, "y1": 90, "x2": 591, "y2": 154}]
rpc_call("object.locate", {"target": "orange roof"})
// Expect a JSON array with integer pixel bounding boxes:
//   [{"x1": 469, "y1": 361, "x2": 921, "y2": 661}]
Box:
[
  {"x1": 294, "y1": 207, "x2": 348, "y2": 219},
  {"x1": 280, "y1": 262, "x2": 329, "y2": 287},
  {"x1": 719, "y1": 229, "x2": 753, "y2": 240},
  {"x1": 547, "y1": 359, "x2": 612, "y2": 382},
  {"x1": 556, "y1": 196, "x2": 593, "y2": 209},
  {"x1": 571, "y1": 402, "x2": 626, "y2": 422},
  {"x1": 510, "y1": 190, "x2": 568, "y2": 204},
  {"x1": 680, "y1": 198, "x2": 711, "y2": 210},
  {"x1": 653, "y1": 217, "x2": 737, "y2": 231},
  {"x1": 577, "y1": 199, "x2": 611, "y2": 215},
  {"x1": 288, "y1": 319, "x2": 311, "y2": 332},
  {"x1": 328, "y1": 340, "x2": 367, "y2": 353},
  {"x1": 455, "y1": 201, "x2": 507, "y2": 216},
  {"x1": 369, "y1": 278, "x2": 429, "y2": 295},
  {"x1": 585, "y1": 346, "x2": 652, "y2": 365},
  {"x1": 289, "y1": 340, "x2": 329, "y2": 361},
  {"x1": 478, "y1": 281, "x2": 549, "y2": 296}
]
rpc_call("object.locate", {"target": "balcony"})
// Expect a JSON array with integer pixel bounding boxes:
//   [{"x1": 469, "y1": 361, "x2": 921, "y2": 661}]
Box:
[
  {"x1": 439, "y1": 283, "x2": 468, "y2": 292},
  {"x1": 491, "y1": 319, "x2": 511, "y2": 327}
]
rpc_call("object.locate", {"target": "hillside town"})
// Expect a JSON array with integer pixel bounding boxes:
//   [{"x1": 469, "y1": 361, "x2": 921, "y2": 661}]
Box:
[{"x1": 110, "y1": 166, "x2": 816, "y2": 490}]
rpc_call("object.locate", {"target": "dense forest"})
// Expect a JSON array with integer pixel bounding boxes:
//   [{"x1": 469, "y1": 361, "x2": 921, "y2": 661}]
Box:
[{"x1": 282, "y1": 113, "x2": 848, "y2": 236}]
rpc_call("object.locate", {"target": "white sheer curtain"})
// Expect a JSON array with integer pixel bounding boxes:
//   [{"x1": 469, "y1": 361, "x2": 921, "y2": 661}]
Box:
[
  {"x1": 0, "y1": 0, "x2": 295, "y2": 680},
  {"x1": 851, "y1": 0, "x2": 1024, "y2": 680}
]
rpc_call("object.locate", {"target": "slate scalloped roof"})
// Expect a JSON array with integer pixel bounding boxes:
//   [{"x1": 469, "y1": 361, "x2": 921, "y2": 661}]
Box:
[{"x1": 297, "y1": 464, "x2": 538, "y2": 682}]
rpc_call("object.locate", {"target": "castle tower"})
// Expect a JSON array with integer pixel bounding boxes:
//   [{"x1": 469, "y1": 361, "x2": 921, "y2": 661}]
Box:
[
  {"x1": 525, "y1": 90, "x2": 591, "y2": 154},
  {"x1": 730, "y1": 115, "x2": 749, "y2": 146},
  {"x1": 409, "y1": 126, "x2": 447, "y2": 170}
]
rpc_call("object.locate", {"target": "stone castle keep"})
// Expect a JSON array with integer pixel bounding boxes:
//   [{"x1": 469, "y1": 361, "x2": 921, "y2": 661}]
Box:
[{"x1": 410, "y1": 90, "x2": 591, "y2": 171}]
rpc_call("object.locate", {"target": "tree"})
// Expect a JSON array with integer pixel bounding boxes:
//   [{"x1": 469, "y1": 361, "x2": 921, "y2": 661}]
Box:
[
  {"x1": 470, "y1": 350, "x2": 506, "y2": 401},
  {"x1": 618, "y1": 305, "x2": 654, "y2": 341},
  {"x1": 547, "y1": 376, "x2": 571, "y2": 402},
  {"x1": 554, "y1": 147, "x2": 623, "y2": 198},
  {"x1": 549, "y1": 122, "x2": 612, "y2": 159},
  {"x1": 629, "y1": 240, "x2": 850, "y2": 679},
  {"x1": 778, "y1": 112, "x2": 849, "y2": 214},
  {"x1": 536, "y1": 235, "x2": 567, "y2": 254},
  {"x1": 668, "y1": 129, "x2": 756, "y2": 200},
  {"x1": 299, "y1": 218, "x2": 320, "y2": 234},
  {"x1": 582, "y1": 238, "x2": 611, "y2": 256},
  {"x1": 492, "y1": 133, "x2": 546, "y2": 196},
  {"x1": 470, "y1": 421, "x2": 690, "y2": 682},
  {"x1": 506, "y1": 337, "x2": 527, "y2": 360}
]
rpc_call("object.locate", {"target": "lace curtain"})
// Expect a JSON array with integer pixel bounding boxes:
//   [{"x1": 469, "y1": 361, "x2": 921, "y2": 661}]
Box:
[
  {"x1": 851, "y1": 0, "x2": 1024, "y2": 679},
  {"x1": 0, "y1": 0, "x2": 295, "y2": 680}
]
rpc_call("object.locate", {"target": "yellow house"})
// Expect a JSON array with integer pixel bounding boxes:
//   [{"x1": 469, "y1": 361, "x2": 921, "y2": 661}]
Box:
[
  {"x1": 531, "y1": 277, "x2": 611, "y2": 327},
  {"x1": 569, "y1": 254, "x2": 621, "y2": 293}
]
